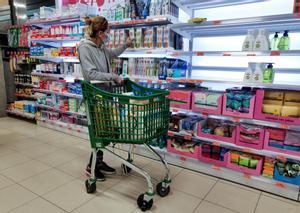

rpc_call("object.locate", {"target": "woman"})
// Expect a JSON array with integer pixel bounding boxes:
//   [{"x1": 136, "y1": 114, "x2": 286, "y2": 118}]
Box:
[{"x1": 78, "y1": 16, "x2": 133, "y2": 181}]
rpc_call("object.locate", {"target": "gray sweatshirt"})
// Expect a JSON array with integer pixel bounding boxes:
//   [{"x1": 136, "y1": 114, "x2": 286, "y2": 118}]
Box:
[{"x1": 77, "y1": 39, "x2": 127, "y2": 81}]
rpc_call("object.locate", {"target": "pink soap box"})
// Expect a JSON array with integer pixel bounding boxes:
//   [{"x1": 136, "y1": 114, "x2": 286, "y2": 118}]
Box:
[
  {"x1": 222, "y1": 94, "x2": 256, "y2": 119},
  {"x1": 197, "y1": 121, "x2": 236, "y2": 144},
  {"x1": 254, "y1": 89, "x2": 300, "y2": 125},
  {"x1": 235, "y1": 125, "x2": 265, "y2": 150},
  {"x1": 191, "y1": 92, "x2": 223, "y2": 115},
  {"x1": 169, "y1": 90, "x2": 192, "y2": 110}
]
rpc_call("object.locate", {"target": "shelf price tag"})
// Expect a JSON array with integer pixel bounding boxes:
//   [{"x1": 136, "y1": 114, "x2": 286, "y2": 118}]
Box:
[
  {"x1": 223, "y1": 53, "x2": 231, "y2": 56},
  {"x1": 246, "y1": 53, "x2": 256, "y2": 56},
  {"x1": 270, "y1": 51, "x2": 281, "y2": 56},
  {"x1": 276, "y1": 155, "x2": 287, "y2": 162},
  {"x1": 168, "y1": 131, "x2": 175, "y2": 137},
  {"x1": 243, "y1": 173, "x2": 252, "y2": 179},
  {"x1": 275, "y1": 182, "x2": 285, "y2": 188},
  {"x1": 196, "y1": 52, "x2": 204, "y2": 56},
  {"x1": 212, "y1": 141, "x2": 221, "y2": 147},
  {"x1": 147, "y1": 79, "x2": 152, "y2": 84},
  {"x1": 242, "y1": 148, "x2": 252, "y2": 153},
  {"x1": 179, "y1": 156, "x2": 187, "y2": 161},
  {"x1": 279, "y1": 123, "x2": 288, "y2": 129},
  {"x1": 212, "y1": 165, "x2": 221, "y2": 171},
  {"x1": 184, "y1": 135, "x2": 192, "y2": 140},
  {"x1": 213, "y1": 20, "x2": 221, "y2": 25},
  {"x1": 172, "y1": 108, "x2": 179, "y2": 113},
  {"x1": 232, "y1": 117, "x2": 241, "y2": 123}
]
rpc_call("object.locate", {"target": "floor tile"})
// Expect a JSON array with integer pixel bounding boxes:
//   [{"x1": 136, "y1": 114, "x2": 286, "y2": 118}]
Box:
[
  {"x1": 0, "y1": 153, "x2": 31, "y2": 171},
  {"x1": 0, "y1": 174, "x2": 14, "y2": 190},
  {"x1": 20, "y1": 168, "x2": 74, "y2": 195},
  {"x1": 9, "y1": 197, "x2": 65, "y2": 213},
  {"x1": 36, "y1": 149, "x2": 79, "y2": 167},
  {"x1": 6, "y1": 139, "x2": 41, "y2": 151},
  {"x1": 19, "y1": 143, "x2": 59, "y2": 159},
  {"x1": 152, "y1": 189, "x2": 201, "y2": 213},
  {"x1": 73, "y1": 190, "x2": 137, "y2": 213},
  {"x1": 1, "y1": 160, "x2": 50, "y2": 182},
  {"x1": 0, "y1": 133, "x2": 29, "y2": 145},
  {"x1": 43, "y1": 179, "x2": 96, "y2": 212},
  {"x1": 205, "y1": 181, "x2": 260, "y2": 213},
  {"x1": 172, "y1": 170, "x2": 217, "y2": 198},
  {"x1": 0, "y1": 128, "x2": 13, "y2": 136},
  {"x1": 63, "y1": 142, "x2": 90, "y2": 156},
  {"x1": 0, "y1": 144, "x2": 16, "y2": 157},
  {"x1": 194, "y1": 201, "x2": 236, "y2": 213},
  {"x1": 261, "y1": 192, "x2": 300, "y2": 207},
  {"x1": 219, "y1": 179, "x2": 262, "y2": 194},
  {"x1": 56, "y1": 156, "x2": 88, "y2": 178},
  {"x1": 0, "y1": 184, "x2": 37, "y2": 213},
  {"x1": 142, "y1": 161, "x2": 182, "y2": 181},
  {"x1": 255, "y1": 195, "x2": 300, "y2": 213}
]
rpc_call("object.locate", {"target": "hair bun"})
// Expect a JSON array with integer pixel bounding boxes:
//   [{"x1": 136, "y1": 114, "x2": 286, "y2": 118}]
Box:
[{"x1": 84, "y1": 17, "x2": 92, "y2": 26}]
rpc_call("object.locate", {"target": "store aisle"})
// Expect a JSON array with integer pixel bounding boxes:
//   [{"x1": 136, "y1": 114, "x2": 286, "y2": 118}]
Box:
[{"x1": 0, "y1": 117, "x2": 299, "y2": 213}]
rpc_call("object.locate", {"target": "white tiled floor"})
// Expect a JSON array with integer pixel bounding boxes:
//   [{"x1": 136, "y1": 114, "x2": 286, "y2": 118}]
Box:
[{"x1": 0, "y1": 117, "x2": 300, "y2": 213}]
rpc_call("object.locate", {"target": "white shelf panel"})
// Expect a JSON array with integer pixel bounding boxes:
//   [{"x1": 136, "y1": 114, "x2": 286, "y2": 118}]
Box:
[
  {"x1": 15, "y1": 82, "x2": 38, "y2": 88},
  {"x1": 31, "y1": 36, "x2": 81, "y2": 43},
  {"x1": 26, "y1": 15, "x2": 81, "y2": 26},
  {"x1": 31, "y1": 72, "x2": 65, "y2": 78},
  {"x1": 30, "y1": 56, "x2": 79, "y2": 63},
  {"x1": 36, "y1": 104, "x2": 86, "y2": 116},
  {"x1": 6, "y1": 109, "x2": 36, "y2": 120},
  {"x1": 171, "y1": 14, "x2": 300, "y2": 38},
  {"x1": 37, "y1": 118, "x2": 88, "y2": 140},
  {"x1": 34, "y1": 89, "x2": 83, "y2": 99}
]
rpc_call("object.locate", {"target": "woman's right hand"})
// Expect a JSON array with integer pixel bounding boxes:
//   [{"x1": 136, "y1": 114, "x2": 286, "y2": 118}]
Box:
[{"x1": 115, "y1": 76, "x2": 124, "y2": 85}]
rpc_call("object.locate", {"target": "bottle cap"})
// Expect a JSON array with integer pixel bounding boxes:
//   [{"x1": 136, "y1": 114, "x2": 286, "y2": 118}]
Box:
[
  {"x1": 283, "y1": 30, "x2": 289, "y2": 36},
  {"x1": 274, "y1": 32, "x2": 279, "y2": 38}
]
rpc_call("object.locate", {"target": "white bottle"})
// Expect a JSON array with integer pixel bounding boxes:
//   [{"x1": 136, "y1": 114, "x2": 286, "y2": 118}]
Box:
[
  {"x1": 252, "y1": 63, "x2": 264, "y2": 83},
  {"x1": 242, "y1": 29, "x2": 256, "y2": 51},
  {"x1": 254, "y1": 29, "x2": 270, "y2": 51},
  {"x1": 243, "y1": 66, "x2": 253, "y2": 82}
]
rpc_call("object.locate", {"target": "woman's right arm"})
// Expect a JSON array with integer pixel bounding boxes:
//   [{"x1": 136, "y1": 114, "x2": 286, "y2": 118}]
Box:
[{"x1": 78, "y1": 46, "x2": 118, "y2": 81}]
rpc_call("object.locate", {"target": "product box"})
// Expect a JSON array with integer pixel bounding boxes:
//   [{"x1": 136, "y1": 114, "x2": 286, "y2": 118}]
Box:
[
  {"x1": 157, "y1": 27, "x2": 164, "y2": 48},
  {"x1": 109, "y1": 30, "x2": 115, "y2": 48},
  {"x1": 169, "y1": 89, "x2": 192, "y2": 110},
  {"x1": 135, "y1": 28, "x2": 144, "y2": 49},
  {"x1": 236, "y1": 125, "x2": 265, "y2": 150},
  {"x1": 119, "y1": 29, "x2": 127, "y2": 46},
  {"x1": 192, "y1": 91, "x2": 223, "y2": 115},
  {"x1": 163, "y1": 26, "x2": 175, "y2": 49},
  {"x1": 254, "y1": 89, "x2": 300, "y2": 125},
  {"x1": 197, "y1": 119, "x2": 236, "y2": 144},
  {"x1": 147, "y1": 27, "x2": 156, "y2": 48},
  {"x1": 167, "y1": 137, "x2": 199, "y2": 159},
  {"x1": 274, "y1": 161, "x2": 300, "y2": 186},
  {"x1": 129, "y1": 28, "x2": 136, "y2": 47},
  {"x1": 114, "y1": 30, "x2": 120, "y2": 48},
  {"x1": 198, "y1": 144, "x2": 228, "y2": 167}
]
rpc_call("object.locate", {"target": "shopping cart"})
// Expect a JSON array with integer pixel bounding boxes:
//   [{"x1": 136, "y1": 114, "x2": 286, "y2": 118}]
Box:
[{"x1": 81, "y1": 79, "x2": 171, "y2": 211}]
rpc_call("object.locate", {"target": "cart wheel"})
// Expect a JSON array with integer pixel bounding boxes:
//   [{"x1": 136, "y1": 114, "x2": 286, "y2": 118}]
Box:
[
  {"x1": 156, "y1": 182, "x2": 170, "y2": 197},
  {"x1": 137, "y1": 194, "x2": 153, "y2": 212},
  {"x1": 121, "y1": 164, "x2": 132, "y2": 174},
  {"x1": 85, "y1": 179, "x2": 96, "y2": 194}
]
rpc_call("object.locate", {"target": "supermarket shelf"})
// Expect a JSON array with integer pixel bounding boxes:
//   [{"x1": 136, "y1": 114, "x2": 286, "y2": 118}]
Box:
[
  {"x1": 131, "y1": 76, "x2": 203, "y2": 84},
  {"x1": 34, "y1": 88, "x2": 83, "y2": 99},
  {"x1": 191, "y1": 50, "x2": 300, "y2": 57},
  {"x1": 109, "y1": 15, "x2": 178, "y2": 29},
  {"x1": 31, "y1": 36, "x2": 82, "y2": 43},
  {"x1": 172, "y1": 0, "x2": 269, "y2": 14},
  {"x1": 26, "y1": 15, "x2": 81, "y2": 26},
  {"x1": 119, "y1": 143, "x2": 300, "y2": 201},
  {"x1": 168, "y1": 130, "x2": 300, "y2": 162},
  {"x1": 15, "y1": 93, "x2": 37, "y2": 100},
  {"x1": 170, "y1": 107, "x2": 300, "y2": 131},
  {"x1": 6, "y1": 109, "x2": 36, "y2": 120},
  {"x1": 37, "y1": 118, "x2": 88, "y2": 140},
  {"x1": 36, "y1": 104, "x2": 86, "y2": 116},
  {"x1": 15, "y1": 82, "x2": 38, "y2": 88},
  {"x1": 30, "y1": 56, "x2": 79, "y2": 63},
  {"x1": 171, "y1": 13, "x2": 300, "y2": 38},
  {"x1": 31, "y1": 72, "x2": 65, "y2": 78}
]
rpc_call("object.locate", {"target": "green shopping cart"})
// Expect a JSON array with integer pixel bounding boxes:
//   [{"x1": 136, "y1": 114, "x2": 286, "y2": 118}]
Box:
[{"x1": 81, "y1": 79, "x2": 171, "y2": 211}]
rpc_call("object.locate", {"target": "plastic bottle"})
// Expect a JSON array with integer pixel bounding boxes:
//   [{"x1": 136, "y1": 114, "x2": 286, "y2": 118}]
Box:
[
  {"x1": 252, "y1": 63, "x2": 264, "y2": 83},
  {"x1": 243, "y1": 66, "x2": 253, "y2": 82},
  {"x1": 254, "y1": 29, "x2": 270, "y2": 51},
  {"x1": 263, "y1": 63, "x2": 275, "y2": 83},
  {"x1": 270, "y1": 32, "x2": 280, "y2": 51},
  {"x1": 242, "y1": 29, "x2": 256, "y2": 51},
  {"x1": 278, "y1": 30, "x2": 290, "y2": 51}
]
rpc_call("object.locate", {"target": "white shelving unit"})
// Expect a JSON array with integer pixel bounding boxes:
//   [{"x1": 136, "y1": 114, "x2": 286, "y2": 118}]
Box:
[
  {"x1": 6, "y1": 109, "x2": 36, "y2": 120},
  {"x1": 34, "y1": 88, "x2": 83, "y2": 99}
]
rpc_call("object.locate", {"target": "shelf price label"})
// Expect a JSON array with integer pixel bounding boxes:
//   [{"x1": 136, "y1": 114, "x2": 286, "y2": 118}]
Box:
[
  {"x1": 275, "y1": 182, "x2": 285, "y2": 188},
  {"x1": 179, "y1": 156, "x2": 187, "y2": 161},
  {"x1": 223, "y1": 53, "x2": 231, "y2": 56},
  {"x1": 212, "y1": 141, "x2": 221, "y2": 147},
  {"x1": 279, "y1": 123, "x2": 288, "y2": 129},
  {"x1": 168, "y1": 131, "x2": 175, "y2": 137},
  {"x1": 243, "y1": 173, "x2": 252, "y2": 179},
  {"x1": 276, "y1": 155, "x2": 287, "y2": 162},
  {"x1": 184, "y1": 135, "x2": 192, "y2": 140},
  {"x1": 270, "y1": 51, "x2": 281, "y2": 56},
  {"x1": 212, "y1": 165, "x2": 221, "y2": 171},
  {"x1": 196, "y1": 52, "x2": 204, "y2": 56},
  {"x1": 242, "y1": 148, "x2": 252, "y2": 154},
  {"x1": 232, "y1": 117, "x2": 241, "y2": 123}
]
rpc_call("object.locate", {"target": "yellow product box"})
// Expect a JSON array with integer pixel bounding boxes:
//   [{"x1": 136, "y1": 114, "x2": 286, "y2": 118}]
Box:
[
  {"x1": 264, "y1": 91, "x2": 284, "y2": 100},
  {"x1": 263, "y1": 100, "x2": 283, "y2": 105},
  {"x1": 284, "y1": 92, "x2": 300, "y2": 102},
  {"x1": 281, "y1": 106, "x2": 300, "y2": 117},
  {"x1": 263, "y1": 104, "x2": 282, "y2": 115},
  {"x1": 284, "y1": 101, "x2": 300, "y2": 107}
]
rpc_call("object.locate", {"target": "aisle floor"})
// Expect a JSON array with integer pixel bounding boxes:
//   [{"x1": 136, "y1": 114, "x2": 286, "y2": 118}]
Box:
[{"x1": 0, "y1": 117, "x2": 299, "y2": 213}]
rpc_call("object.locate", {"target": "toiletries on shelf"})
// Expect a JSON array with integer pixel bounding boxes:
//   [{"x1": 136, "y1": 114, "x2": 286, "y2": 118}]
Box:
[
  {"x1": 278, "y1": 30, "x2": 290, "y2": 51},
  {"x1": 242, "y1": 29, "x2": 256, "y2": 51},
  {"x1": 253, "y1": 63, "x2": 264, "y2": 83},
  {"x1": 243, "y1": 63, "x2": 275, "y2": 84},
  {"x1": 254, "y1": 29, "x2": 270, "y2": 51},
  {"x1": 271, "y1": 32, "x2": 280, "y2": 51},
  {"x1": 263, "y1": 63, "x2": 275, "y2": 83}
]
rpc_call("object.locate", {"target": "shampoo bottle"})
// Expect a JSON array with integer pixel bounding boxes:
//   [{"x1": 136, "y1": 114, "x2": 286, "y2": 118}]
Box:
[
  {"x1": 278, "y1": 30, "x2": 290, "y2": 51},
  {"x1": 254, "y1": 29, "x2": 270, "y2": 51},
  {"x1": 263, "y1": 63, "x2": 275, "y2": 83},
  {"x1": 253, "y1": 63, "x2": 264, "y2": 83},
  {"x1": 243, "y1": 66, "x2": 253, "y2": 82},
  {"x1": 242, "y1": 29, "x2": 256, "y2": 51},
  {"x1": 271, "y1": 32, "x2": 280, "y2": 51}
]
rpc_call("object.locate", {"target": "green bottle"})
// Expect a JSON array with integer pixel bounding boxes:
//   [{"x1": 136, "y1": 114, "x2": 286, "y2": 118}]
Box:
[
  {"x1": 263, "y1": 63, "x2": 275, "y2": 83},
  {"x1": 278, "y1": 30, "x2": 290, "y2": 51}
]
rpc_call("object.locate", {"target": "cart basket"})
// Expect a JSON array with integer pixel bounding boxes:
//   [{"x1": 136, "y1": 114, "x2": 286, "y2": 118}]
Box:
[{"x1": 81, "y1": 79, "x2": 170, "y2": 148}]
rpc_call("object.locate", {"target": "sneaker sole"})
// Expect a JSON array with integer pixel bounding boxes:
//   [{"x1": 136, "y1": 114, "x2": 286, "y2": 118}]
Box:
[
  {"x1": 85, "y1": 171, "x2": 106, "y2": 181},
  {"x1": 100, "y1": 170, "x2": 116, "y2": 175}
]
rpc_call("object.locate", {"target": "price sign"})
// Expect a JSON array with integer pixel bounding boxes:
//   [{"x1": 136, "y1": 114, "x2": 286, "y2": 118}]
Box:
[
  {"x1": 243, "y1": 173, "x2": 252, "y2": 179},
  {"x1": 179, "y1": 156, "x2": 187, "y2": 161},
  {"x1": 212, "y1": 165, "x2": 221, "y2": 171},
  {"x1": 184, "y1": 135, "x2": 192, "y2": 140},
  {"x1": 275, "y1": 182, "x2": 285, "y2": 188}
]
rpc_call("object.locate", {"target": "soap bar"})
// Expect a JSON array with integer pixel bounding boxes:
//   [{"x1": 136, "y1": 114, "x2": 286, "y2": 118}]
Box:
[
  {"x1": 239, "y1": 155, "x2": 250, "y2": 167},
  {"x1": 263, "y1": 104, "x2": 282, "y2": 115},
  {"x1": 281, "y1": 106, "x2": 300, "y2": 117},
  {"x1": 264, "y1": 91, "x2": 284, "y2": 100},
  {"x1": 263, "y1": 100, "x2": 283, "y2": 105},
  {"x1": 284, "y1": 92, "x2": 300, "y2": 102},
  {"x1": 206, "y1": 93, "x2": 221, "y2": 106},
  {"x1": 284, "y1": 101, "x2": 300, "y2": 107},
  {"x1": 194, "y1": 92, "x2": 207, "y2": 105}
]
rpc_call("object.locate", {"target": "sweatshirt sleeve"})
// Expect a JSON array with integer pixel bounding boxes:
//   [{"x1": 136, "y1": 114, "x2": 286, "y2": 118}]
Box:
[
  {"x1": 105, "y1": 44, "x2": 127, "y2": 58},
  {"x1": 78, "y1": 45, "x2": 118, "y2": 81}
]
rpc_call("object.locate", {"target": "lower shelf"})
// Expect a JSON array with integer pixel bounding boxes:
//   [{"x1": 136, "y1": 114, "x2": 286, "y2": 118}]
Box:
[
  {"x1": 36, "y1": 118, "x2": 89, "y2": 140},
  {"x1": 117, "y1": 144, "x2": 300, "y2": 201},
  {"x1": 6, "y1": 109, "x2": 36, "y2": 120}
]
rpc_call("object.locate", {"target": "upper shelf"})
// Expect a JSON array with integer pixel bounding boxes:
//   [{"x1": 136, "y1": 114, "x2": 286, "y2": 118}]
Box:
[
  {"x1": 171, "y1": 13, "x2": 300, "y2": 38},
  {"x1": 26, "y1": 15, "x2": 81, "y2": 26},
  {"x1": 172, "y1": 0, "x2": 269, "y2": 14}
]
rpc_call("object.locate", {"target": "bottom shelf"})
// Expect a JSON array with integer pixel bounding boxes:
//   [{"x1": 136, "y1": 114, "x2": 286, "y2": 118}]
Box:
[
  {"x1": 36, "y1": 118, "x2": 89, "y2": 140},
  {"x1": 6, "y1": 109, "x2": 36, "y2": 120},
  {"x1": 117, "y1": 144, "x2": 300, "y2": 201}
]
